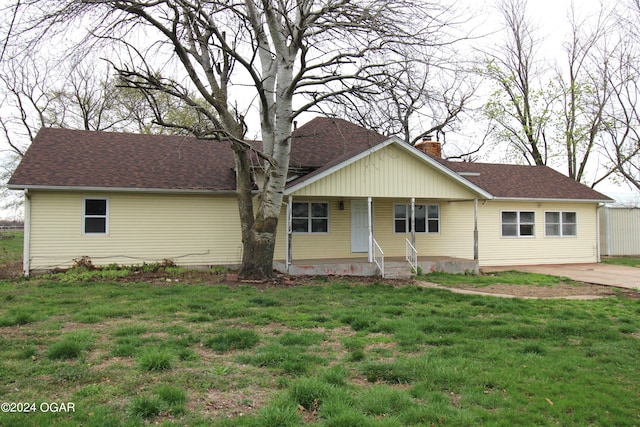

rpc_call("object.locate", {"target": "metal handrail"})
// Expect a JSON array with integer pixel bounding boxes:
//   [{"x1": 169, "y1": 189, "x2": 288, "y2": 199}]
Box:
[
  {"x1": 373, "y1": 239, "x2": 385, "y2": 278},
  {"x1": 405, "y1": 238, "x2": 418, "y2": 273}
]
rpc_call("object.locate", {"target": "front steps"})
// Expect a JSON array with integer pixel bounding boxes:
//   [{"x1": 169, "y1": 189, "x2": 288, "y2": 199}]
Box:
[{"x1": 383, "y1": 261, "x2": 414, "y2": 279}]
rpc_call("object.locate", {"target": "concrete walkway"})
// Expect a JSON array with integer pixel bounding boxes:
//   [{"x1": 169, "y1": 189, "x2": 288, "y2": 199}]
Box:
[{"x1": 483, "y1": 263, "x2": 640, "y2": 290}]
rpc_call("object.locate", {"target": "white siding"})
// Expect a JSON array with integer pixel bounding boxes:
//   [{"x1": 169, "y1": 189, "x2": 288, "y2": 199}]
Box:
[
  {"x1": 477, "y1": 201, "x2": 600, "y2": 266},
  {"x1": 28, "y1": 191, "x2": 243, "y2": 271},
  {"x1": 290, "y1": 145, "x2": 478, "y2": 199},
  {"x1": 275, "y1": 198, "x2": 601, "y2": 266}
]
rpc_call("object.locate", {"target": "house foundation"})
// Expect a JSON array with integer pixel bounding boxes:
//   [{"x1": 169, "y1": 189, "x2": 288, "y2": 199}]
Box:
[{"x1": 273, "y1": 256, "x2": 478, "y2": 278}]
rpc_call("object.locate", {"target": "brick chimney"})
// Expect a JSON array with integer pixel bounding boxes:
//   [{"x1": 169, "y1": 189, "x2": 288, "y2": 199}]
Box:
[{"x1": 415, "y1": 135, "x2": 442, "y2": 158}]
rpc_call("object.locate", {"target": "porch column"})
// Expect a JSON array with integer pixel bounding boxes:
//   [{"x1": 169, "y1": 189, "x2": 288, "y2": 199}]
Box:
[
  {"x1": 23, "y1": 189, "x2": 31, "y2": 277},
  {"x1": 410, "y1": 197, "x2": 416, "y2": 247},
  {"x1": 474, "y1": 199, "x2": 479, "y2": 262},
  {"x1": 286, "y1": 196, "x2": 293, "y2": 273},
  {"x1": 368, "y1": 197, "x2": 373, "y2": 263}
]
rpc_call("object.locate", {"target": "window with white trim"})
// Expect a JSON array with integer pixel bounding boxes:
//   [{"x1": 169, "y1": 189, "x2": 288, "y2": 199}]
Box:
[
  {"x1": 501, "y1": 211, "x2": 535, "y2": 237},
  {"x1": 394, "y1": 204, "x2": 440, "y2": 233},
  {"x1": 545, "y1": 211, "x2": 577, "y2": 237},
  {"x1": 291, "y1": 202, "x2": 329, "y2": 233},
  {"x1": 83, "y1": 198, "x2": 108, "y2": 234}
]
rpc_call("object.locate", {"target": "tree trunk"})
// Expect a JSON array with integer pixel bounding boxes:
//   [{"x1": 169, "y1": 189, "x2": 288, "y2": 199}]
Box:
[{"x1": 239, "y1": 213, "x2": 279, "y2": 279}]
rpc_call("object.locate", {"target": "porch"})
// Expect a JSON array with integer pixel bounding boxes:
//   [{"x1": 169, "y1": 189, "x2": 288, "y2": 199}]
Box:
[{"x1": 273, "y1": 256, "x2": 478, "y2": 279}]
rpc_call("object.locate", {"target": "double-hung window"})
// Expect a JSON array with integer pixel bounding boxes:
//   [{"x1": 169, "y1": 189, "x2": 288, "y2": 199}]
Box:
[
  {"x1": 394, "y1": 204, "x2": 439, "y2": 233},
  {"x1": 501, "y1": 211, "x2": 535, "y2": 237},
  {"x1": 291, "y1": 202, "x2": 329, "y2": 233},
  {"x1": 83, "y1": 198, "x2": 108, "y2": 234},
  {"x1": 545, "y1": 211, "x2": 577, "y2": 237}
]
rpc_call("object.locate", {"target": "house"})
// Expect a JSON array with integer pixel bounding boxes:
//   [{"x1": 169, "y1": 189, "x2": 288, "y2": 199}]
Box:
[{"x1": 8, "y1": 117, "x2": 613, "y2": 277}]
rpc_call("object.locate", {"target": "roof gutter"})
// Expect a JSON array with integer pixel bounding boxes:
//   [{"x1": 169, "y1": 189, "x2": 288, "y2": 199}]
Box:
[
  {"x1": 6, "y1": 184, "x2": 239, "y2": 195},
  {"x1": 490, "y1": 196, "x2": 615, "y2": 204}
]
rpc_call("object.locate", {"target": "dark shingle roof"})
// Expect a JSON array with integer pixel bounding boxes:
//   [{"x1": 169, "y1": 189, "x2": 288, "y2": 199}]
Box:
[
  {"x1": 434, "y1": 155, "x2": 612, "y2": 201},
  {"x1": 8, "y1": 129, "x2": 238, "y2": 191},
  {"x1": 8, "y1": 116, "x2": 612, "y2": 202},
  {"x1": 8, "y1": 117, "x2": 386, "y2": 192},
  {"x1": 288, "y1": 117, "x2": 387, "y2": 168}
]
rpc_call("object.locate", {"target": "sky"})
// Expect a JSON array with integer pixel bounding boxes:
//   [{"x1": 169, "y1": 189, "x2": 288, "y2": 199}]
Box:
[
  {"x1": 1, "y1": 0, "x2": 638, "y2": 218},
  {"x1": 464, "y1": 0, "x2": 640, "y2": 203}
]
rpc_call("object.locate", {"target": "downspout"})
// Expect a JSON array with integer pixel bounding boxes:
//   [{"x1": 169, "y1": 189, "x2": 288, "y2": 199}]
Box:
[
  {"x1": 286, "y1": 196, "x2": 292, "y2": 273},
  {"x1": 368, "y1": 197, "x2": 373, "y2": 263},
  {"x1": 604, "y1": 205, "x2": 610, "y2": 257},
  {"x1": 596, "y1": 204, "x2": 603, "y2": 261},
  {"x1": 23, "y1": 189, "x2": 31, "y2": 277}
]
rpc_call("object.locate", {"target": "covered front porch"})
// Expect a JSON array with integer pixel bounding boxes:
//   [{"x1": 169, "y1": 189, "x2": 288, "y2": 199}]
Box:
[
  {"x1": 276, "y1": 195, "x2": 481, "y2": 278},
  {"x1": 277, "y1": 138, "x2": 490, "y2": 278}
]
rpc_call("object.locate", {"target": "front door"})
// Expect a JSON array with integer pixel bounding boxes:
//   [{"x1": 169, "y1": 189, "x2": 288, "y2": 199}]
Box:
[{"x1": 351, "y1": 200, "x2": 369, "y2": 253}]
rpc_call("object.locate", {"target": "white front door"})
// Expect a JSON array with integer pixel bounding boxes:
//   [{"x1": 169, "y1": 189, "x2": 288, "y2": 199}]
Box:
[{"x1": 351, "y1": 200, "x2": 369, "y2": 253}]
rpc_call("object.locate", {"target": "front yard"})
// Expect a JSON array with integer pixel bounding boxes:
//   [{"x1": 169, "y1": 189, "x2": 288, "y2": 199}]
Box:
[{"x1": 1, "y1": 264, "x2": 639, "y2": 426}]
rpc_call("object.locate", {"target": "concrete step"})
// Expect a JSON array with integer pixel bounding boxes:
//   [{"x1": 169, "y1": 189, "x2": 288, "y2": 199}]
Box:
[{"x1": 383, "y1": 262, "x2": 413, "y2": 279}]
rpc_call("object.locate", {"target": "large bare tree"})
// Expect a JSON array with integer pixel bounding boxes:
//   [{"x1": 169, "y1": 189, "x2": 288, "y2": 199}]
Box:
[
  {"x1": 596, "y1": 0, "x2": 640, "y2": 191},
  {"x1": 482, "y1": 0, "x2": 553, "y2": 166},
  {"x1": 553, "y1": 4, "x2": 613, "y2": 183},
  {"x1": 331, "y1": 56, "x2": 480, "y2": 159},
  {"x1": 10, "y1": 0, "x2": 459, "y2": 278}
]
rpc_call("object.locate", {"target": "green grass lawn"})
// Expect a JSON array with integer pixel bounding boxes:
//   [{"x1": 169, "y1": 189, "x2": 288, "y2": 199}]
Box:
[
  {"x1": 0, "y1": 231, "x2": 23, "y2": 264},
  {"x1": 416, "y1": 270, "x2": 579, "y2": 288},
  {"x1": 1, "y1": 268, "x2": 639, "y2": 426},
  {"x1": 601, "y1": 256, "x2": 640, "y2": 268}
]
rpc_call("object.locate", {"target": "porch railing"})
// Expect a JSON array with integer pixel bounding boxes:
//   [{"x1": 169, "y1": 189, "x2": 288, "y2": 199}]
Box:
[
  {"x1": 405, "y1": 238, "x2": 418, "y2": 273},
  {"x1": 373, "y1": 238, "x2": 385, "y2": 278}
]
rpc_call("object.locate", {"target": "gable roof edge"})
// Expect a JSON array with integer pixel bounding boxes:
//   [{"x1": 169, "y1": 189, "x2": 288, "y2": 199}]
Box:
[
  {"x1": 284, "y1": 137, "x2": 494, "y2": 199},
  {"x1": 284, "y1": 137, "x2": 397, "y2": 195},
  {"x1": 393, "y1": 142, "x2": 494, "y2": 199}
]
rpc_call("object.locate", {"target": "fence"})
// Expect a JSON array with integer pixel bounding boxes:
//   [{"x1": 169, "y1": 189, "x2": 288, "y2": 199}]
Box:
[{"x1": 600, "y1": 207, "x2": 640, "y2": 256}]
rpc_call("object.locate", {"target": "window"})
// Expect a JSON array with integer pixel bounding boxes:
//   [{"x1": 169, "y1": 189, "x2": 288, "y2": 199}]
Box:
[
  {"x1": 501, "y1": 211, "x2": 535, "y2": 237},
  {"x1": 292, "y1": 202, "x2": 328, "y2": 233},
  {"x1": 83, "y1": 198, "x2": 108, "y2": 234},
  {"x1": 394, "y1": 204, "x2": 439, "y2": 233},
  {"x1": 545, "y1": 211, "x2": 577, "y2": 237}
]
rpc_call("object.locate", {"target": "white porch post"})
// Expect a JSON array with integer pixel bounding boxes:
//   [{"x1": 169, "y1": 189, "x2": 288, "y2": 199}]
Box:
[
  {"x1": 368, "y1": 197, "x2": 373, "y2": 263},
  {"x1": 23, "y1": 189, "x2": 31, "y2": 277},
  {"x1": 474, "y1": 199, "x2": 479, "y2": 262},
  {"x1": 410, "y1": 197, "x2": 416, "y2": 247},
  {"x1": 286, "y1": 196, "x2": 292, "y2": 272}
]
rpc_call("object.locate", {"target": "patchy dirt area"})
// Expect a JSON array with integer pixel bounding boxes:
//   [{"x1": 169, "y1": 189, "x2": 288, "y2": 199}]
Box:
[
  {"x1": 5, "y1": 260, "x2": 638, "y2": 300},
  {"x1": 414, "y1": 280, "x2": 628, "y2": 300},
  {"x1": 0, "y1": 261, "x2": 24, "y2": 280},
  {"x1": 125, "y1": 270, "x2": 638, "y2": 300}
]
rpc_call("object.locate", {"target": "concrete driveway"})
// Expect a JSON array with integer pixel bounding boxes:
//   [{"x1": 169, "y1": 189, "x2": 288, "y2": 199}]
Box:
[{"x1": 483, "y1": 263, "x2": 640, "y2": 290}]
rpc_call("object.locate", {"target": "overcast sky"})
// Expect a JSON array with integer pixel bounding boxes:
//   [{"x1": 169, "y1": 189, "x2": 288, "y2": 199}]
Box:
[{"x1": 1, "y1": 0, "x2": 637, "y2": 217}]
